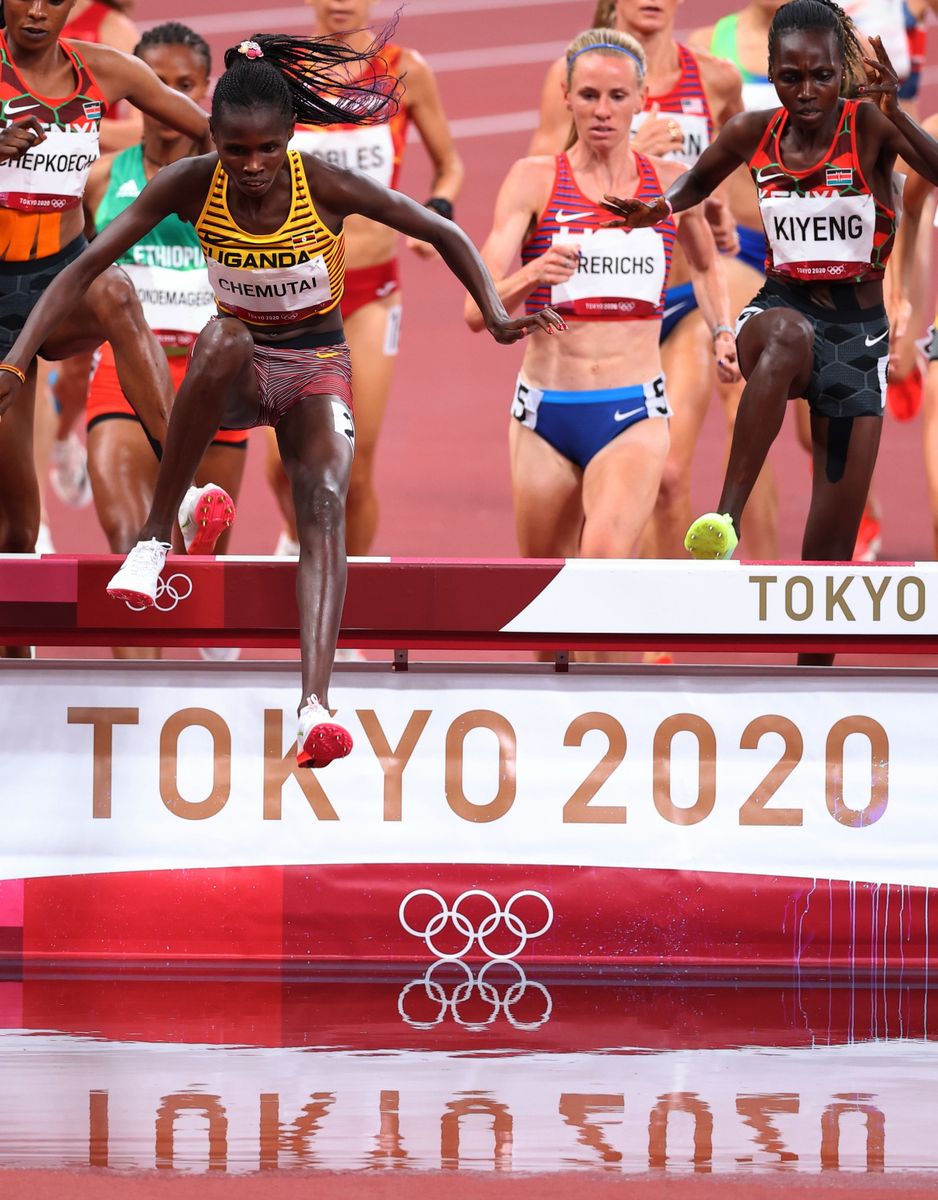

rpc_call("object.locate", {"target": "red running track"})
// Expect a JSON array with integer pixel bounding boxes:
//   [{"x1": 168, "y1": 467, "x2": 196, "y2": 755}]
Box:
[{"x1": 39, "y1": 0, "x2": 938, "y2": 576}]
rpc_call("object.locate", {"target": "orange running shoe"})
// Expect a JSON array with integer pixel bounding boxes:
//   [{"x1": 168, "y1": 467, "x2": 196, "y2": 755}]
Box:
[
  {"x1": 297, "y1": 695, "x2": 354, "y2": 769},
  {"x1": 177, "y1": 483, "x2": 235, "y2": 554}
]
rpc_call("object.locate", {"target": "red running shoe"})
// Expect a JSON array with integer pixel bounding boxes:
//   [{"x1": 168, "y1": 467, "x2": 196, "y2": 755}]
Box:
[
  {"x1": 886, "y1": 363, "x2": 923, "y2": 422},
  {"x1": 854, "y1": 512, "x2": 882, "y2": 563},
  {"x1": 177, "y1": 483, "x2": 235, "y2": 554},
  {"x1": 297, "y1": 695, "x2": 354, "y2": 769}
]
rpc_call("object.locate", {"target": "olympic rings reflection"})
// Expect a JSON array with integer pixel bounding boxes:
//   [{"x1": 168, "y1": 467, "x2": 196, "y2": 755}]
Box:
[
  {"x1": 397, "y1": 958, "x2": 553, "y2": 1031},
  {"x1": 125, "y1": 573, "x2": 193, "y2": 613},
  {"x1": 399, "y1": 888, "x2": 553, "y2": 961}
]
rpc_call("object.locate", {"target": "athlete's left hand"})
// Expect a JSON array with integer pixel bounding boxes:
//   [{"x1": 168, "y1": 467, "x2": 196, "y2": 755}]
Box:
[
  {"x1": 487, "y1": 307, "x2": 567, "y2": 344},
  {"x1": 859, "y1": 36, "x2": 900, "y2": 118},
  {"x1": 601, "y1": 194, "x2": 670, "y2": 229},
  {"x1": 703, "y1": 197, "x2": 739, "y2": 255},
  {"x1": 713, "y1": 330, "x2": 740, "y2": 384}
]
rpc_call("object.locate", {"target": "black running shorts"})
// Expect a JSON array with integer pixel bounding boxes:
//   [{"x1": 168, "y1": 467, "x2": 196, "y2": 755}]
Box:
[
  {"x1": 0, "y1": 234, "x2": 87, "y2": 358},
  {"x1": 736, "y1": 278, "x2": 889, "y2": 419}
]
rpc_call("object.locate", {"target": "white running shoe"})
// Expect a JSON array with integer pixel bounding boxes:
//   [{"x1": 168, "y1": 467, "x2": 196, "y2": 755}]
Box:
[
  {"x1": 35, "y1": 522, "x2": 55, "y2": 554},
  {"x1": 178, "y1": 483, "x2": 235, "y2": 554},
  {"x1": 49, "y1": 433, "x2": 92, "y2": 509},
  {"x1": 296, "y1": 695, "x2": 353, "y2": 769},
  {"x1": 106, "y1": 538, "x2": 171, "y2": 607},
  {"x1": 274, "y1": 529, "x2": 300, "y2": 557}
]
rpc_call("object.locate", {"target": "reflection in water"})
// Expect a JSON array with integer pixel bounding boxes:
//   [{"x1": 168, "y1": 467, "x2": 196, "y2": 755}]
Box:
[{"x1": 0, "y1": 974, "x2": 935, "y2": 1174}]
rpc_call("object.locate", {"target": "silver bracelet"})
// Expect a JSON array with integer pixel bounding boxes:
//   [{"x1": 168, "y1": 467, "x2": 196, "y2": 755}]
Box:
[{"x1": 712, "y1": 323, "x2": 735, "y2": 340}]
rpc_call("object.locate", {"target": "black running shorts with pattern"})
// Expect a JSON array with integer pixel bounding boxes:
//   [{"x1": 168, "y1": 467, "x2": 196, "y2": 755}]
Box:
[
  {"x1": 0, "y1": 234, "x2": 87, "y2": 357},
  {"x1": 736, "y1": 279, "x2": 889, "y2": 419}
]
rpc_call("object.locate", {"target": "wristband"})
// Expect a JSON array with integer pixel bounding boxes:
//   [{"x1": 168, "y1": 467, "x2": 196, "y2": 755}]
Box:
[
  {"x1": 425, "y1": 196, "x2": 454, "y2": 220},
  {"x1": 0, "y1": 362, "x2": 26, "y2": 384},
  {"x1": 660, "y1": 196, "x2": 674, "y2": 219},
  {"x1": 711, "y1": 323, "x2": 734, "y2": 341}
]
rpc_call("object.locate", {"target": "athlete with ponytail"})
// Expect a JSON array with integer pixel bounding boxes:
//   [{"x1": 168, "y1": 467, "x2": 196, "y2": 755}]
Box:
[
  {"x1": 0, "y1": 29, "x2": 561, "y2": 766},
  {"x1": 267, "y1": 0, "x2": 464, "y2": 561},
  {"x1": 603, "y1": 0, "x2": 938, "y2": 663}
]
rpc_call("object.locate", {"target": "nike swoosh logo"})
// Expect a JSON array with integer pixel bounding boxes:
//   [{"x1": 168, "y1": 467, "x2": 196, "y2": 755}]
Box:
[
  {"x1": 755, "y1": 170, "x2": 787, "y2": 184},
  {"x1": 555, "y1": 210, "x2": 594, "y2": 224},
  {"x1": 4, "y1": 99, "x2": 40, "y2": 117},
  {"x1": 375, "y1": 281, "x2": 397, "y2": 298},
  {"x1": 662, "y1": 304, "x2": 684, "y2": 320},
  {"x1": 865, "y1": 330, "x2": 888, "y2": 346},
  {"x1": 614, "y1": 405, "x2": 645, "y2": 422}
]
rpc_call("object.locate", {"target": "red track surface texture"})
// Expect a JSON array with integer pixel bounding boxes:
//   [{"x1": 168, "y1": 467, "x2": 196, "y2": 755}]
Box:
[{"x1": 40, "y1": 0, "x2": 936, "y2": 574}]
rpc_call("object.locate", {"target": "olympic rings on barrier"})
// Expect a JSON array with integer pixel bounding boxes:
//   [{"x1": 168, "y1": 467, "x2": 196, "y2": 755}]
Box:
[
  {"x1": 397, "y1": 958, "x2": 553, "y2": 1031},
  {"x1": 398, "y1": 888, "x2": 553, "y2": 961},
  {"x1": 125, "y1": 573, "x2": 193, "y2": 613}
]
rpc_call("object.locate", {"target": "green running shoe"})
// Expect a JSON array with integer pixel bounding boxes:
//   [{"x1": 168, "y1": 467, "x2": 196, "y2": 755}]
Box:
[{"x1": 684, "y1": 512, "x2": 739, "y2": 560}]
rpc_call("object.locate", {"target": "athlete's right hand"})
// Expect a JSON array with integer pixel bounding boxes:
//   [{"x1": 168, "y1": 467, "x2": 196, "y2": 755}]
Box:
[
  {"x1": 0, "y1": 116, "x2": 46, "y2": 163},
  {"x1": 529, "y1": 243, "x2": 581, "y2": 287},
  {"x1": 601, "y1": 194, "x2": 670, "y2": 229}
]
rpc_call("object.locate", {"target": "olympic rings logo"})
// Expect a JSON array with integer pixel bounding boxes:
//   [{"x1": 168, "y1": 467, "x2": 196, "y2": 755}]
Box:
[
  {"x1": 399, "y1": 889, "x2": 553, "y2": 961},
  {"x1": 398, "y1": 959, "x2": 552, "y2": 1032},
  {"x1": 125, "y1": 573, "x2": 193, "y2": 613}
]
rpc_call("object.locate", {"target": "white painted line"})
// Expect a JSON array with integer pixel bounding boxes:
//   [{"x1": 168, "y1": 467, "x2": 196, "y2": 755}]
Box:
[
  {"x1": 425, "y1": 40, "x2": 563, "y2": 73},
  {"x1": 408, "y1": 108, "x2": 539, "y2": 140},
  {"x1": 143, "y1": 0, "x2": 581, "y2": 37}
]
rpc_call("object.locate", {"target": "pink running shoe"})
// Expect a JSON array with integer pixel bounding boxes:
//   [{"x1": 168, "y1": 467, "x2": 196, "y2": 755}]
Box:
[
  {"x1": 177, "y1": 483, "x2": 235, "y2": 554},
  {"x1": 297, "y1": 695, "x2": 353, "y2": 769}
]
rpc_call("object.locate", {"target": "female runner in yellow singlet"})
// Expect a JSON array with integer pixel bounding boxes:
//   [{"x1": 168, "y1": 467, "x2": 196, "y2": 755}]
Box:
[{"x1": 0, "y1": 30, "x2": 562, "y2": 768}]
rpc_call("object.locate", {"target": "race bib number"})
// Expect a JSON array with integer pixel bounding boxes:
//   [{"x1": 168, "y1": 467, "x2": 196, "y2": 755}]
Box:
[
  {"x1": 550, "y1": 227, "x2": 665, "y2": 319},
  {"x1": 206, "y1": 254, "x2": 333, "y2": 324},
  {"x1": 123, "y1": 263, "x2": 216, "y2": 336},
  {"x1": 760, "y1": 193, "x2": 875, "y2": 277},
  {"x1": 0, "y1": 123, "x2": 98, "y2": 211}
]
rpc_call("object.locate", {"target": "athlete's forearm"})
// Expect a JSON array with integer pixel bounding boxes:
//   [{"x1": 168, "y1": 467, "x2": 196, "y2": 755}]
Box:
[
  {"x1": 687, "y1": 251, "x2": 732, "y2": 335},
  {"x1": 465, "y1": 262, "x2": 538, "y2": 330},
  {"x1": 427, "y1": 147, "x2": 464, "y2": 203},
  {"x1": 887, "y1": 108, "x2": 938, "y2": 187},
  {"x1": 432, "y1": 222, "x2": 512, "y2": 330}
]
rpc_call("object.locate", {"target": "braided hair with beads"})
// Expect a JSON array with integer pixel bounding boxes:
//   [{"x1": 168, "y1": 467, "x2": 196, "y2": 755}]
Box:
[{"x1": 211, "y1": 27, "x2": 404, "y2": 130}]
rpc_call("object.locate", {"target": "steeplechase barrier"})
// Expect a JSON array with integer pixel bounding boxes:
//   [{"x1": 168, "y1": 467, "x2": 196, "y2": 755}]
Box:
[{"x1": 2, "y1": 554, "x2": 938, "y2": 976}]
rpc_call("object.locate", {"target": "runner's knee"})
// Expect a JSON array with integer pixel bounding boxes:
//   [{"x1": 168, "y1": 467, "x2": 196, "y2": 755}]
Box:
[
  {"x1": 758, "y1": 313, "x2": 814, "y2": 371},
  {"x1": 92, "y1": 266, "x2": 146, "y2": 331},
  {"x1": 192, "y1": 319, "x2": 255, "y2": 378},
  {"x1": 293, "y1": 468, "x2": 345, "y2": 536}
]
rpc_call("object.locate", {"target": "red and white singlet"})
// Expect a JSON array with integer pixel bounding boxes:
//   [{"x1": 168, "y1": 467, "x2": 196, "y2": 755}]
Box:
[
  {"x1": 750, "y1": 100, "x2": 897, "y2": 284},
  {"x1": 523, "y1": 152, "x2": 677, "y2": 320}
]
